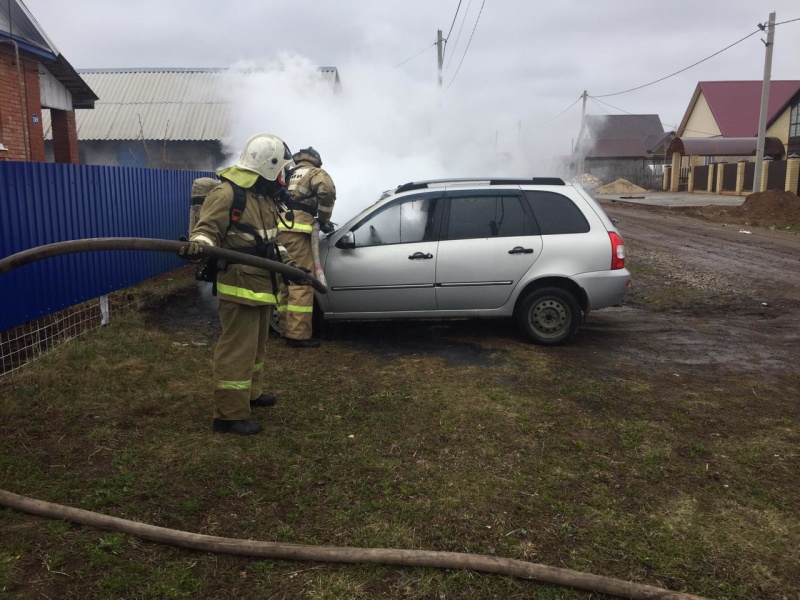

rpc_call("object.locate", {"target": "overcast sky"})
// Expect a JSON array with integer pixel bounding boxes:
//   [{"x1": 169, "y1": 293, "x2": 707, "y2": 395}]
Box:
[{"x1": 20, "y1": 0, "x2": 800, "y2": 219}]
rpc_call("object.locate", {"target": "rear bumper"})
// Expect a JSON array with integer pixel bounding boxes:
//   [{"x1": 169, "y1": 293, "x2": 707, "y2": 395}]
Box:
[{"x1": 572, "y1": 269, "x2": 632, "y2": 310}]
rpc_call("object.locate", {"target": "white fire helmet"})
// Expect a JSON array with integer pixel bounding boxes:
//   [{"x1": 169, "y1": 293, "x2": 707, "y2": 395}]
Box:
[{"x1": 235, "y1": 133, "x2": 295, "y2": 184}]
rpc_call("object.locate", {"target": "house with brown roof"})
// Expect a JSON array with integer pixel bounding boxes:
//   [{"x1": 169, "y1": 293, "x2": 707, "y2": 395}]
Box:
[{"x1": 573, "y1": 114, "x2": 674, "y2": 187}]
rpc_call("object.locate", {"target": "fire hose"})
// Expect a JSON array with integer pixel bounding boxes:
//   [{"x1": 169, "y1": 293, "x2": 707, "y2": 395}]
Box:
[
  {"x1": 0, "y1": 239, "x2": 705, "y2": 599},
  {"x1": 310, "y1": 220, "x2": 328, "y2": 288},
  {"x1": 0, "y1": 237, "x2": 328, "y2": 294},
  {"x1": 0, "y1": 490, "x2": 703, "y2": 600}
]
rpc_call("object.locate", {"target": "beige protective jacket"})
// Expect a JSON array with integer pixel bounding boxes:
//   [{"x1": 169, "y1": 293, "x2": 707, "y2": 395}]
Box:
[
  {"x1": 190, "y1": 180, "x2": 293, "y2": 306},
  {"x1": 278, "y1": 159, "x2": 337, "y2": 234}
]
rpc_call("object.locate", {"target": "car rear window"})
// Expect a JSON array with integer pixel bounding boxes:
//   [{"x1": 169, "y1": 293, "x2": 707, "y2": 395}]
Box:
[
  {"x1": 446, "y1": 194, "x2": 527, "y2": 239},
  {"x1": 523, "y1": 191, "x2": 590, "y2": 234}
]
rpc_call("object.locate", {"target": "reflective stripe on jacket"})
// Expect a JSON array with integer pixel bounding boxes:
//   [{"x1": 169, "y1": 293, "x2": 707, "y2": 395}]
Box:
[
  {"x1": 278, "y1": 161, "x2": 337, "y2": 234},
  {"x1": 190, "y1": 180, "x2": 282, "y2": 306}
]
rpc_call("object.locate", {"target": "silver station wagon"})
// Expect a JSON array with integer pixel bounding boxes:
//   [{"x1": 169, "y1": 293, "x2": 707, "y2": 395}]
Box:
[{"x1": 311, "y1": 177, "x2": 631, "y2": 345}]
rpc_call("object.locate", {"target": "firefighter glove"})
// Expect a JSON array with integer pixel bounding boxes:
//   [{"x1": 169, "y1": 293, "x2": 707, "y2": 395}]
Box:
[
  {"x1": 288, "y1": 267, "x2": 313, "y2": 286},
  {"x1": 179, "y1": 240, "x2": 205, "y2": 263},
  {"x1": 320, "y1": 221, "x2": 335, "y2": 234}
]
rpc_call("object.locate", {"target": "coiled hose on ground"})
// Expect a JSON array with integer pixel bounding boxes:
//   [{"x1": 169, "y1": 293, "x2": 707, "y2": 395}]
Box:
[{"x1": 0, "y1": 239, "x2": 704, "y2": 600}]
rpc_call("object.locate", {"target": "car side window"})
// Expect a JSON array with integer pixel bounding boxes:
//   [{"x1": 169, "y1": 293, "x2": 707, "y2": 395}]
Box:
[
  {"x1": 354, "y1": 195, "x2": 439, "y2": 248},
  {"x1": 523, "y1": 191, "x2": 590, "y2": 234},
  {"x1": 446, "y1": 194, "x2": 527, "y2": 239}
]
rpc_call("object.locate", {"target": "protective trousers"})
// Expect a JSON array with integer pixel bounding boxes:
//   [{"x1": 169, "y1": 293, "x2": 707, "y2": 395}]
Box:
[
  {"x1": 213, "y1": 299, "x2": 270, "y2": 420},
  {"x1": 277, "y1": 231, "x2": 314, "y2": 340}
]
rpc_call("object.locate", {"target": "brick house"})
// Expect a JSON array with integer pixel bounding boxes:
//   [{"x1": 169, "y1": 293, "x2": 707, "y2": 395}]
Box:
[{"x1": 0, "y1": 0, "x2": 96, "y2": 163}]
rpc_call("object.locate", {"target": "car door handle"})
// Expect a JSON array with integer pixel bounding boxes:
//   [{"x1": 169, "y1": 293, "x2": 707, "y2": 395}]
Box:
[
  {"x1": 508, "y1": 246, "x2": 534, "y2": 255},
  {"x1": 408, "y1": 252, "x2": 434, "y2": 260}
]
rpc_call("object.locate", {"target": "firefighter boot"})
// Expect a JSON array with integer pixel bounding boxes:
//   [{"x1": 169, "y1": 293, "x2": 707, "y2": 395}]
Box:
[
  {"x1": 250, "y1": 394, "x2": 277, "y2": 408},
  {"x1": 212, "y1": 419, "x2": 262, "y2": 435}
]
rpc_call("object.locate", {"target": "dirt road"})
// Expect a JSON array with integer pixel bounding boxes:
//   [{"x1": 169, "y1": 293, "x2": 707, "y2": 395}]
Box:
[
  {"x1": 324, "y1": 199, "x2": 800, "y2": 380},
  {"x1": 582, "y1": 200, "x2": 800, "y2": 378}
]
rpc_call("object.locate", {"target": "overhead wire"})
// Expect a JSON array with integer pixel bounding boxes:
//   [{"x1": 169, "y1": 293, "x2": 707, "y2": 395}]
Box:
[
  {"x1": 583, "y1": 16, "x2": 800, "y2": 133},
  {"x1": 442, "y1": 0, "x2": 464, "y2": 60},
  {"x1": 526, "y1": 95, "x2": 584, "y2": 130},
  {"x1": 445, "y1": 0, "x2": 487, "y2": 90},
  {"x1": 589, "y1": 95, "x2": 720, "y2": 138},
  {"x1": 395, "y1": 41, "x2": 437, "y2": 68},
  {"x1": 445, "y1": 0, "x2": 473, "y2": 71},
  {"x1": 593, "y1": 28, "x2": 761, "y2": 98}
]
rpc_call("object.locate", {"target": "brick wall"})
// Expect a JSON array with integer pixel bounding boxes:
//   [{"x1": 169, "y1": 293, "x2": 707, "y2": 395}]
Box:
[
  {"x1": 51, "y1": 109, "x2": 79, "y2": 164},
  {"x1": 1, "y1": 45, "x2": 72, "y2": 163},
  {"x1": 0, "y1": 46, "x2": 26, "y2": 160}
]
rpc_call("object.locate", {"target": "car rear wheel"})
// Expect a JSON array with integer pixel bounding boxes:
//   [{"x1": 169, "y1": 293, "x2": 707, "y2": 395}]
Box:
[{"x1": 516, "y1": 287, "x2": 581, "y2": 346}]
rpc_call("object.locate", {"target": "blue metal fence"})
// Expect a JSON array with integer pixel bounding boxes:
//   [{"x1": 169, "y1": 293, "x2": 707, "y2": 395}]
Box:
[{"x1": 0, "y1": 161, "x2": 213, "y2": 332}]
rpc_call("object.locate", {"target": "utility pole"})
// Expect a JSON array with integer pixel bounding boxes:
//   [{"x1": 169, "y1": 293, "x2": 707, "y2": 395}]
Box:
[
  {"x1": 753, "y1": 11, "x2": 775, "y2": 193},
  {"x1": 437, "y1": 29, "x2": 444, "y2": 87},
  {"x1": 575, "y1": 90, "x2": 588, "y2": 174}
]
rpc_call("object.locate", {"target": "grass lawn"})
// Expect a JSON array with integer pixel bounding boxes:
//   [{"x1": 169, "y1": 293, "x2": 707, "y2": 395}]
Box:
[{"x1": 1, "y1": 265, "x2": 798, "y2": 599}]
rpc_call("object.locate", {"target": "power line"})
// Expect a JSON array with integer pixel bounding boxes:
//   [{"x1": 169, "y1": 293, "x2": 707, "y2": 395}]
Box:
[
  {"x1": 445, "y1": 0, "x2": 473, "y2": 71},
  {"x1": 445, "y1": 0, "x2": 487, "y2": 90},
  {"x1": 395, "y1": 42, "x2": 437, "y2": 68},
  {"x1": 444, "y1": 0, "x2": 464, "y2": 58},
  {"x1": 528, "y1": 95, "x2": 584, "y2": 129},
  {"x1": 775, "y1": 16, "x2": 800, "y2": 25},
  {"x1": 594, "y1": 28, "x2": 760, "y2": 98},
  {"x1": 589, "y1": 95, "x2": 720, "y2": 137}
]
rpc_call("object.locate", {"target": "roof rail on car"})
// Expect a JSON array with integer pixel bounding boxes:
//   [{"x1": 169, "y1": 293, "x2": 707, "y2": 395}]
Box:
[{"x1": 394, "y1": 177, "x2": 565, "y2": 194}]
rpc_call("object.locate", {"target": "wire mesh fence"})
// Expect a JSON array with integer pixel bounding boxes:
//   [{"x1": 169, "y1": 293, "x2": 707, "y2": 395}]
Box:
[{"x1": 0, "y1": 267, "x2": 194, "y2": 380}]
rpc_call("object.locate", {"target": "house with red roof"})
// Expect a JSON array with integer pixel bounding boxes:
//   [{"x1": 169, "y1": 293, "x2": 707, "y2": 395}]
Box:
[
  {"x1": 676, "y1": 80, "x2": 800, "y2": 157},
  {"x1": 665, "y1": 80, "x2": 800, "y2": 194}
]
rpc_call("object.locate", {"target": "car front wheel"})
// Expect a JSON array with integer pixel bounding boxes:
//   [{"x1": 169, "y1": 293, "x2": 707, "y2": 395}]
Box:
[
  {"x1": 515, "y1": 287, "x2": 581, "y2": 346},
  {"x1": 269, "y1": 306, "x2": 283, "y2": 335}
]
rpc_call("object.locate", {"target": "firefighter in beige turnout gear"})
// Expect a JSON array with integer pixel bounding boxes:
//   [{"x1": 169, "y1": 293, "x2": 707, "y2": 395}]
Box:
[
  {"x1": 277, "y1": 147, "x2": 336, "y2": 348},
  {"x1": 181, "y1": 133, "x2": 303, "y2": 436}
]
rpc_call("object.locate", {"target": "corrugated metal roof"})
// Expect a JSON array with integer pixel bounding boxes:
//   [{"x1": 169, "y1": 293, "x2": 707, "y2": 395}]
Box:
[{"x1": 43, "y1": 67, "x2": 340, "y2": 141}]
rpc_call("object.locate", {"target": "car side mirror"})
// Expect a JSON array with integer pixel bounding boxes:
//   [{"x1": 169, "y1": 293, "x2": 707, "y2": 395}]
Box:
[{"x1": 335, "y1": 231, "x2": 356, "y2": 249}]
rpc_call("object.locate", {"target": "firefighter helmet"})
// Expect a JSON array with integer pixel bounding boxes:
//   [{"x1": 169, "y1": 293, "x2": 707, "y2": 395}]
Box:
[
  {"x1": 235, "y1": 133, "x2": 295, "y2": 183},
  {"x1": 293, "y1": 146, "x2": 322, "y2": 168}
]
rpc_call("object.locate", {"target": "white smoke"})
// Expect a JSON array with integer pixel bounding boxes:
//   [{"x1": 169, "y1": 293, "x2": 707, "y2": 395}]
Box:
[{"x1": 221, "y1": 53, "x2": 569, "y2": 224}]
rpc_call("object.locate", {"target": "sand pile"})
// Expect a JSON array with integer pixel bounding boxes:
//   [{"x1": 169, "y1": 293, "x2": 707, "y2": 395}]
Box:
[
  {"x1": 571, "y1": 173, "x2": 603, "y2": 191},
  {"x1": 595, "y1": 178, "x2": 648, "y2": 194}
]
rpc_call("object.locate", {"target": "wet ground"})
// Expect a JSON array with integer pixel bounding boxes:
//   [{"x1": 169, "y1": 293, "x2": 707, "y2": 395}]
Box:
[{"x1": 150, "y1": 198, "x2": 800, "y2": 382}]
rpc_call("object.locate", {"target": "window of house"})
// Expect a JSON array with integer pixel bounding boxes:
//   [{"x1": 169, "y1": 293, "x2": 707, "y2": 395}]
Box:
[{"x1": 789, "y1": 102, "x2": 800, "y2": 156}]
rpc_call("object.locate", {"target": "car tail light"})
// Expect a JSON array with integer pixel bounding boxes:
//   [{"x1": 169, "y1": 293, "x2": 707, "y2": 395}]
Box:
[{"x1": 609, "y1": 232, "x2": 626, "y2": 270}]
